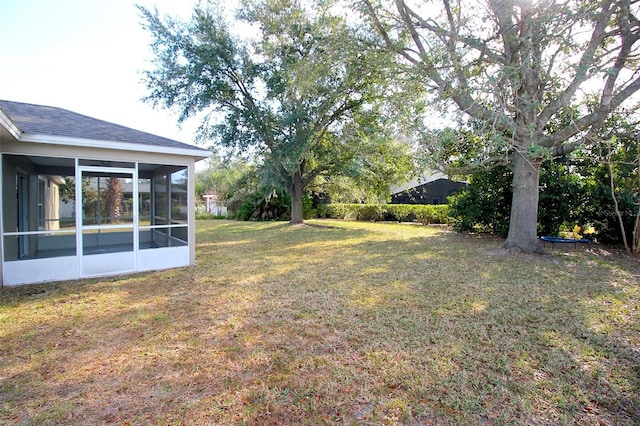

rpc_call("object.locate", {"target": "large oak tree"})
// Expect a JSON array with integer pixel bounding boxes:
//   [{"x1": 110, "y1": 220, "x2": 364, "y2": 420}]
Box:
[
  {"x1": 140, "y1": 0, "x2": 416, "y2": 223},
  {"x1": 361, "y1": 0, "x2": 640, "y2": 252}
]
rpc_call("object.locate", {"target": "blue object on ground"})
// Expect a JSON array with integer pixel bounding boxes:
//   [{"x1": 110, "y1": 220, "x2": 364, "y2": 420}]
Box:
[{"x1": 540, "y1": 236, "x2": 590, "y2": 249}]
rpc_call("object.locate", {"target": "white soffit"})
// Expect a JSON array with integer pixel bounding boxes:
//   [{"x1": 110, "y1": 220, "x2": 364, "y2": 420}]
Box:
[{"x1": 19, "y1": 133, "x2": 209, "y2": 159}]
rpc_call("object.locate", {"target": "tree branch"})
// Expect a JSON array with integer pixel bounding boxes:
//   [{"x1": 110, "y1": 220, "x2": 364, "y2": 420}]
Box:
[{"x1": 537, "y1": 0, "x2": 615, "y2": 126}]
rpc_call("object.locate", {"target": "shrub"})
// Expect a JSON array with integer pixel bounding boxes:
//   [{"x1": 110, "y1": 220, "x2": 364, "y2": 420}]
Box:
[
  {"x1": 383, "y1": 204, "x2": 414, "y2": 222},
  {"x1": 447, "y1": 160, "x2": 637, "y2": 245},
  {"x1": 232, "y1": 189, "x2": 290, "y2": 221},
  {"x1": 312, "y1": 203, "x2": 332, "y2": 218},
  {"x1": 196, "y1": 212, "x2": 226, "y2": 220},
  {"x1": 356, "y1": 205, "x2": 385, "y2": 221},
  {"x1": 325, "y1": 204, "x2": 360, "y2": 220},
  {"x1": 322, "y1": 203, "x2": 450, "y2": 224},
  {"x1": 415, "y1": 204, "x2": 450, "y2": 224},
  {"x1": 447, "y1": 167, "x2": 512, "y2": 236}
]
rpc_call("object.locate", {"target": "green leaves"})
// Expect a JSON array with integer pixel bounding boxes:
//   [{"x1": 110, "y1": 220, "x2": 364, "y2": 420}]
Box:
[{"x1": 141, "y1": 0, "x2": 419, "y2": 221}]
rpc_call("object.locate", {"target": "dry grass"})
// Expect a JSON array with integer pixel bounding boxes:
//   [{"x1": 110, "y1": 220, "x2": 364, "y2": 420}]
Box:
[{"x1": 1, "y1": 219, "x2": 639, "y2": 425}]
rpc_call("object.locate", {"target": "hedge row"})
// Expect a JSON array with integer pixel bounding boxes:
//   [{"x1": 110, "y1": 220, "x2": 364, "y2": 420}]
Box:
[{"x1": 321, "y1": 203, "x2": 450, "y2": 224}]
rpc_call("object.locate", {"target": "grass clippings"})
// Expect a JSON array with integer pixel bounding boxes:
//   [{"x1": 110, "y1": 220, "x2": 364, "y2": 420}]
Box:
[{"x1": 1, "y1": 219, "x2": 639, "y2": 425}]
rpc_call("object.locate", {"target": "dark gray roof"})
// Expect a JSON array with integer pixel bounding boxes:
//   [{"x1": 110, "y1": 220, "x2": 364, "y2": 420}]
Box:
[{"x1": 0, "y1": 99, "x2": 206, "y2": 153}]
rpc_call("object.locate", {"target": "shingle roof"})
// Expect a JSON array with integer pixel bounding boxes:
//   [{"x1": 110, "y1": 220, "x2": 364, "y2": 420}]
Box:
[{"x1": 0, "y1": 99, "x2": 206, "y2": 153}]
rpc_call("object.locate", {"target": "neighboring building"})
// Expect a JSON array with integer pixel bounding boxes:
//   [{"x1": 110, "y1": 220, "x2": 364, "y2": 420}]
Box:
[
  {"x1": 203, "y1": 190, "x2": 227, "y2": 216},
  {"x1": 391, "y1": 172, "x2": 468, "y2": 205},
  {"x1": 0, "y1": 100, "x2": 208, "y2": 286}
]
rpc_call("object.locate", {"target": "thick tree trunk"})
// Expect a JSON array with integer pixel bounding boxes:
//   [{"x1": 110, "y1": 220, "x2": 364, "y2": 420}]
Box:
[
  {"x1": 503, "y1": 152, "x2": 545, "y2": 254},
  {"x1": 289, "y1": 170, "x2": 304, "y2": 224}
]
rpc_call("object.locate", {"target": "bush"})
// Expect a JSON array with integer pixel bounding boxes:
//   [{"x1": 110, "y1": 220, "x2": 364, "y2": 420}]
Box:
[
  {"x1": 302, "y1": 194, "x2": 314, "y2": 220},
  {"x1": 228, "y1": 188, "x2": 316, "y2": 222},
  {"x1": 356, "y1": 205, "x2": 385, "y2": 221},
  {"x1": 325, "y1": 204, "x2": 360, "y2": 220},
  {"x1": 196, "y1": 212, "x2": 226, "y2": 220},
  {"x1": 322, "y1": 203, "x2": 450, "y2": 224},
  {"x1": 447, "y1": 167, "x2": 512, "y2": 236},
  {"x1": 232, "y1": 189, "x2": 290, "y2": 221},
  {"x1": 312, "y1": 203, "x2": 332, "y2": 218},
  {"x1": 446, "y1": 159, "x2": 637, "y2": 245},
  {"x1": 383, "y1": 204, "x2": 414, "y2": 222},
  {"x1": 414, "y1": 204, "x2": 450, "y2": 224}
]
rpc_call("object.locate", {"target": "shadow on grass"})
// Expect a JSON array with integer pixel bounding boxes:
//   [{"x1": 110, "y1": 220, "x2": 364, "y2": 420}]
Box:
[
  {"x1": 193, "y1": 220, "x2": 640, "y2": 423},
  {"x1": 0, "y1": 219, "x2": 638, "y2": 424}
]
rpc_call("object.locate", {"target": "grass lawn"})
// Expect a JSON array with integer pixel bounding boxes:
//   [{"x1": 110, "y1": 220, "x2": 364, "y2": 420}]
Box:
[{"x1": 1, "y1": 219, "x2": 639, "y2": 425}]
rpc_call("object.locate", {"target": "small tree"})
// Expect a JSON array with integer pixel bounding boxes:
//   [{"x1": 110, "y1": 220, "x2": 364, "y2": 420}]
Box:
[
  {"x1": 601, "y1": 122, "x2": 640, "y2": 252},
  {"x1": 196, "y1": 155, "x2": 252, "y2": 200}
]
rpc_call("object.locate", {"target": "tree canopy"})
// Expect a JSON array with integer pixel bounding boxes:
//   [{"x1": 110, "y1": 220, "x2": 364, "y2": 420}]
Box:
[
  {"x1": 360, "y1": 0, "x2": 640, "y2": 252},
  {"x1": 140, "y1": 0, "x2": 418, "y2": 223}
]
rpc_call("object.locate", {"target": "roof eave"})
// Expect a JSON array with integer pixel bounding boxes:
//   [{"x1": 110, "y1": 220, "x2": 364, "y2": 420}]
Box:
[
  {"x1": 19, "y1": 133, "x2": 210, "y2": 160},
  {"x1": 0, "y1": 110, "x2": 23, "y2": 140},
  {"x1": 390, "y1": 171, "x2": 449, "y2": 194}
]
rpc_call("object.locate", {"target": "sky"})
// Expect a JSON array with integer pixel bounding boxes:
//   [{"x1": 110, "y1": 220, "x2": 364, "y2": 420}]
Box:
[{"x1": 0, "y1": 0, "x2": 205, "y2": 146}]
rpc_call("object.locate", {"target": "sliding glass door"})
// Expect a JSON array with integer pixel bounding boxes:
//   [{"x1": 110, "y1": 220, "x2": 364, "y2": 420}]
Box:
[{"x1": 79, "y1": 166, "x2": 137, "y2": 276}]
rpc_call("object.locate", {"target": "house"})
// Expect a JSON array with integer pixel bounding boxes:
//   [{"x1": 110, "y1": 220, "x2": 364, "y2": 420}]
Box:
[
  {"x1": 0, "y1": 100, "x2": 209, "y2": 286},
  {"x1": 391, "y1": 171, "x2": 467, "y2": 205},
  {"x1": 203, "y1": 190, "x2": 227, "y2": 217}
]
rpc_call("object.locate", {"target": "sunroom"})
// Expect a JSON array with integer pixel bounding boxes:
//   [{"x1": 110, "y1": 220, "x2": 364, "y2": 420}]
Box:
[{"x1": 0, "y1": 100, "x2": 209, "y2": 286}]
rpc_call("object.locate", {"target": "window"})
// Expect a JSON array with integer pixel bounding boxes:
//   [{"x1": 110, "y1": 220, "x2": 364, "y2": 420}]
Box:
[
  {"x1": 2, "y1": 156, "x2": 190, "y2": 262},
  {"x1": 82, "y1": 175, "x2": 134, "y2": 226},
  {"x1": 38, "y1": 178, "x2": 45, "y2": 230},
  {"x1": 139, "y1": 164, "x2": 188, "y2": 249},
  {"x1": 3, "y1": 155, "x2": 76, "y2": 261},
  {"x1": 81, "y1": 172, "x2": 135, "y2": 255}
]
